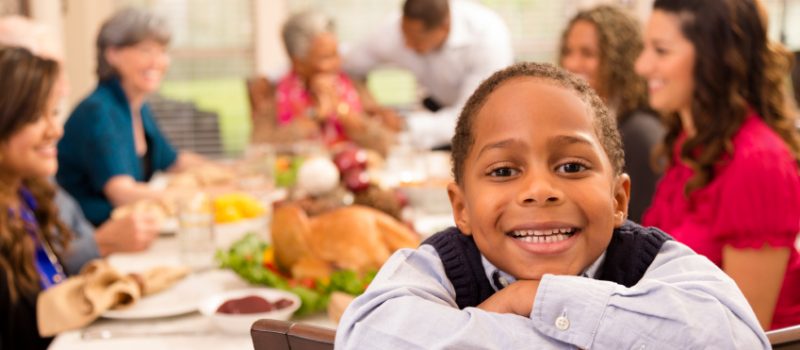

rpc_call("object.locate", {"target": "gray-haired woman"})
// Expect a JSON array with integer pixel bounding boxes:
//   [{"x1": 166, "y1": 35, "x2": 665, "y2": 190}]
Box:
[
  {"x1": 271, "y1": 10, "x2": 400, "y2": 155},
  {"x1": 56, "y1": 7, "x2": 204, "y2": 226}
]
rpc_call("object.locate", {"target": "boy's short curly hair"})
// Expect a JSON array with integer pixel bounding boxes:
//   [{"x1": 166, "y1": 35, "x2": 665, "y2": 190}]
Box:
[{"x1": 451, "y1": 62, "x2": 625, "y2": 185}]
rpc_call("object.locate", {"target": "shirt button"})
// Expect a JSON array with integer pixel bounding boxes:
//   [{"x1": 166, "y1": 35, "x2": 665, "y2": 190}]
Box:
[{"x1": 555, "y1": 316, "x2": 570, "y2": 331}]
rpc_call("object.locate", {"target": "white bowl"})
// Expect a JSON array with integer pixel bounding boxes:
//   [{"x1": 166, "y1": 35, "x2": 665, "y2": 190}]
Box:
[{"x1": 199, "y1": 288, "x2": 301, "y2": 334}]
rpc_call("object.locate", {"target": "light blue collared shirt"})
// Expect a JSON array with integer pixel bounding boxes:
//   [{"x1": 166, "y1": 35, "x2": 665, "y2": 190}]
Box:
[
  {"x1": 335, "y1": 240, "x2": 768, "y2": 349},
  {"x1": 483, "y1": 252, "x2": 606, "y2": 290}
]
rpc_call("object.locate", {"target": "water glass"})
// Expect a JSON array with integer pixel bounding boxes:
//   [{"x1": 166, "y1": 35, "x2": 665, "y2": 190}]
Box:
[{"x1": 178, "y1": 193, "x2": 215, "y2": 271}]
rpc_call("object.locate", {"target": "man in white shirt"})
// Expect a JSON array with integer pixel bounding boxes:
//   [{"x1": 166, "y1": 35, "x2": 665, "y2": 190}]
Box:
[{"x1": 343, "y1": 0, "x2": 513, "y2": 149}]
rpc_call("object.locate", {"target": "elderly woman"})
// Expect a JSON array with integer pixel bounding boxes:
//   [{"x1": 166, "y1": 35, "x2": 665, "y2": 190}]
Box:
[
  {"x1": 56, "y1": 8, "x2": 204, "y2": 226},
  {"x1": 273, "y1": 10, "x2": 398, "y2": 155},
  {"x1": 559, "y1": 5, "x2": 665, "y2": 223}
]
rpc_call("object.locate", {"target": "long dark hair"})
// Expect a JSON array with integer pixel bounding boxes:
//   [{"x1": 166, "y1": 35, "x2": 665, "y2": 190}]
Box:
[
  {"x1": 653, "y1": 0, "x2": 800, "y2": 194},
  {"x1": 559, "y1": 5, "x2": 649, "y2": 122},
  {"x1": 0, "y1": 46, "x2": 71, "y2": 302}
]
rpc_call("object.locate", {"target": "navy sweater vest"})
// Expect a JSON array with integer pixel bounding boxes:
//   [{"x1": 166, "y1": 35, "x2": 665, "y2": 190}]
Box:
[{"x1": 422, "y1": 221, "x2": 672, "y2": 309}]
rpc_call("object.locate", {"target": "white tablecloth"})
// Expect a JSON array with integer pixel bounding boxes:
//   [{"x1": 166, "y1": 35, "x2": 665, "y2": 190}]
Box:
[
  {"x1": 49, "y1": 237, "x2": 334, "y2": 350},
  {"x1": 50, "y1": 211, "x2": 454, "y2": 350}
]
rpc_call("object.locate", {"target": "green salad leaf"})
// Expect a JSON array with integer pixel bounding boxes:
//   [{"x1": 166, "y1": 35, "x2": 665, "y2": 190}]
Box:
[{"x1": 216, "y1": 233, "x2": 375, "y2": 315}]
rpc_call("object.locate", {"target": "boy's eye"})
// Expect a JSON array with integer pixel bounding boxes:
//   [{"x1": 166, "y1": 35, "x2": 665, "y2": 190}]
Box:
[
  {"x1": 488, "y1": 167, "x2": 518, "y2": 177},
  {"x1": 556, "y1": 162, "x2": 587, "y2": 174}
]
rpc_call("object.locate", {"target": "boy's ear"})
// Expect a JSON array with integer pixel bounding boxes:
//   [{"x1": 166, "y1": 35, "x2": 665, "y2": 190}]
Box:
[
  {"x1": 612, "y1": 173, "x2": 631, "y2": 227},
  {"x1": 447, "y1": 182, "x2": 472, "y2": 235}
]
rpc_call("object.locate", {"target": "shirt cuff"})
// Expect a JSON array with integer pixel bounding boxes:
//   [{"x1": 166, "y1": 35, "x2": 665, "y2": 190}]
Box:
[
  {"x1": 530, "y1": 274, "x2": 617, "y2": 349},
  {"x1": 62, "y1": 234, "x2": 101, "y2": 276}
]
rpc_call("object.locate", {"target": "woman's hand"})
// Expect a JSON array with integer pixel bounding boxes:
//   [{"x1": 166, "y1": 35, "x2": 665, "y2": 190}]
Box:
[
  {"x1": 94, "y1": 212, "x2": 160, "y2": 256},
  {"x1": 310, "y1": 73, "x2": 340, "y2": 119}
]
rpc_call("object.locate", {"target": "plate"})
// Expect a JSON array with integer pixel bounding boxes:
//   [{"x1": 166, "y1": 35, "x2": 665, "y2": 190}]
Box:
[
  {"x1": 160, "y1": 217, "x2": 179, "y2": 235},
  {"x1": 102, "y1": 273, "x2": 218, "y2": 319}
]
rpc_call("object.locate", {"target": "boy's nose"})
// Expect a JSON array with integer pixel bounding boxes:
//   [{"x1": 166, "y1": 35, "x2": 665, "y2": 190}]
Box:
[{"x1": 517, "y1": 175, "x2": 564, "y2": 206}]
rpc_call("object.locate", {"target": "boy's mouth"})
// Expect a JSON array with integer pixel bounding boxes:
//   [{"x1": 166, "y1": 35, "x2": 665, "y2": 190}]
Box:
[{"x1": 507, "y1": 228, "x2": 579, "y2": 244}]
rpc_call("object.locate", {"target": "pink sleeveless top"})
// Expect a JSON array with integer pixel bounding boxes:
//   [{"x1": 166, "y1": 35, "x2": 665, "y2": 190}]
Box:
[
  {"x1": 643, "y1": 112, "x2": 800, "y2": 329},
  {"x1": 275, "y1": 71, "x2": 363, "y2": 146}
]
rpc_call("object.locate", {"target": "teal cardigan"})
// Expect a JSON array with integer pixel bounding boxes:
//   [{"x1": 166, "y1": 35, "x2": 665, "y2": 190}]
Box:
[{"x1": 56, "y1": 78, "x2": 177, "y2": 226}]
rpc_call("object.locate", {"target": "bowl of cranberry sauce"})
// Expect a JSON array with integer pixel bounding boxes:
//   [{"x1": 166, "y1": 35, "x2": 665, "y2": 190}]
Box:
[{"x1": 199, "y1": 288, "x2": 301, "y2": 334}]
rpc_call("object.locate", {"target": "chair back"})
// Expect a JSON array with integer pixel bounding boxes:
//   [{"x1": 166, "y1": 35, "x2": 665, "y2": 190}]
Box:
[
  {"x1": 767, "y1": 324, "x2": 800, "y2": 350},
  {"x1": 251, "y1": 319, "x2": 336, "y2": 350},
  {"x1": 245, "y1": 76, "x2": 279, "y2": 144}
]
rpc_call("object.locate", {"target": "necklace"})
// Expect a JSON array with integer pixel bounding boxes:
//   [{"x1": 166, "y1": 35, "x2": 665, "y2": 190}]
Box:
[{"x1": 17, "y1": 186, "x2": 67, "y2": 289}]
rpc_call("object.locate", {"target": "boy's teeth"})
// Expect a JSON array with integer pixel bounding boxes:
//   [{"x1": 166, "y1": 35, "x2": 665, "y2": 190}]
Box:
[
  {"x1": 512, "y1": 228, "x2": 574, "y2": 237},
  {"x1": 518, "y1": 234, "x2": 571, "y2": 244}
]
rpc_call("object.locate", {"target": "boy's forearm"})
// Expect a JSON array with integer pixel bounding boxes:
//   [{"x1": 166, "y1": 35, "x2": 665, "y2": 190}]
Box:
[
  {"x1": 336, "y1": 247, "x2": 565, "y2": 349},
  {"x1": 532, "y1": 241, "x2": 768, "y2": 349},
  {"x1": 338, "y1": 243, "x2": 768, "y2": 349}
]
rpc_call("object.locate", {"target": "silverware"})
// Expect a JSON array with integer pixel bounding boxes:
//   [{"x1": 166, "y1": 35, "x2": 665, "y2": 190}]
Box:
[{"x1": 81, "y1": 328, "x2": 210, "y2": 340}]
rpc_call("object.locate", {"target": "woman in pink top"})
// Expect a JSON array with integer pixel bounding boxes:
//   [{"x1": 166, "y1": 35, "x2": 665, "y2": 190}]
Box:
[
  {"x1": 636, "y1": 0, "x2": 800, "y2": 330},
  {"x1": 276, "y1": 10, "x2": 400, "y2": 155}
]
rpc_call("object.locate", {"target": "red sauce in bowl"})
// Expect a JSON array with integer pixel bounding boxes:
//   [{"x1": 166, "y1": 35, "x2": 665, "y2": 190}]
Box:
[{"x1": 216, "y1": 295, "x2": 294, "y2": 315}]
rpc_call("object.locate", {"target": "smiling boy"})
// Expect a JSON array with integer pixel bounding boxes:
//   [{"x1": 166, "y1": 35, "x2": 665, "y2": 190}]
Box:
[{"x1": 335, "y1": 63, "x2": 767, "y2": 349}]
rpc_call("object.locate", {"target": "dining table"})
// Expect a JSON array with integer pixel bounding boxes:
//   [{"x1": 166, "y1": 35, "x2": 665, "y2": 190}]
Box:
[{"x1": 48, "y1": 209, "x2": 454, "y2": 350}]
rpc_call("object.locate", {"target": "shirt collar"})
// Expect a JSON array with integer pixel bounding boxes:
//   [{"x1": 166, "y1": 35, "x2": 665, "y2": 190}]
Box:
[
  {"x1": 441, "y1": 4, "x2": 469, "y2": 49},
  {"x1": 481, "y1": 251, "x2": 608, "y2": 291},
  {"x1": 99, "y1": 77, "x2": 130, "y2": 109}
]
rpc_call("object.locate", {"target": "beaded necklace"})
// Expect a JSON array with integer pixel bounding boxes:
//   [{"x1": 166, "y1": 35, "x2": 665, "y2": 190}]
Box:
[{"x1": 16, "y1": 186, "x2": 66, "y2": 289}]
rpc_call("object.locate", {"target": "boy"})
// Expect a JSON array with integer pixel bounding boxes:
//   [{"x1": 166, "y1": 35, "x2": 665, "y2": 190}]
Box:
[{"x1": 335, "y1": 63, "x2": 767, "y2": 349}]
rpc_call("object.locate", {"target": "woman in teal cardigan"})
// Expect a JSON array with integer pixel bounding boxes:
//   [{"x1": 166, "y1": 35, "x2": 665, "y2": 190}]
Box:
[{"x1": 57, "y1": 8, "x2": 203, "y2": 226}]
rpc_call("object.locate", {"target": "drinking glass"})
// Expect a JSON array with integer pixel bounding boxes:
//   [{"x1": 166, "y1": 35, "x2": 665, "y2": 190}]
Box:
[{"x1": 177, "y1": 192, "x2": 215, "y2": 271}]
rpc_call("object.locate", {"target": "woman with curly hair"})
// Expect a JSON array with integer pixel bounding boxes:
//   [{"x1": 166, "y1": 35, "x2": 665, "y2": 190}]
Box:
[
  {"x1": 0, "y1": 46, "x2": 70, "y2": 349},
  {"x1": 636, "y1": 0, "x2": 800, "y2": 330},
  {"x1": 559, "y1": 5, "x2": 664, "y2": 223}
]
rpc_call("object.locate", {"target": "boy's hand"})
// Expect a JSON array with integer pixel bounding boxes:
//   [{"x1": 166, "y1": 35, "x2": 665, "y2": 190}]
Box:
[{"x1": 477, "y1": 280, "x2": 540, "y2": 317}]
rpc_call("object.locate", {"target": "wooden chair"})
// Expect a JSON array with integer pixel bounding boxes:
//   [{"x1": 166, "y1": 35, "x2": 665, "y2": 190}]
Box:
[
  {"x1": 251, "y1": 319, "x2": 336, "y2": 350},
  {"x1": 245, "y1": 76, "x2": 279, "y2": 144},
  {"x1": 767, "y1": 324, "x2": 800, "y2": 350}
]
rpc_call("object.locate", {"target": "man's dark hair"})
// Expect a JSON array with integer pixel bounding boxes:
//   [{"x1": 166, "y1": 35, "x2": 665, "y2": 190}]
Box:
[{"x1": 403, "y1": 0, "x2": 450, "y2": 29}]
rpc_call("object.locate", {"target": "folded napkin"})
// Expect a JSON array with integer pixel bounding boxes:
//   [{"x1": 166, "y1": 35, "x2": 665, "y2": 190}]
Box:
[{"x1": 37, "y1": 260, "x2": 190, "y2": 336}]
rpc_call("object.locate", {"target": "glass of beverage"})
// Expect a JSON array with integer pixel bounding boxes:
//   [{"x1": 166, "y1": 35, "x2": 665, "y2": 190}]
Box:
[
  {"x1": 240, "y1": 143, "x2": 276, "y2": 191},
  {"x1": 177, "y1": 192, "x2": 215, "y2": 271}
]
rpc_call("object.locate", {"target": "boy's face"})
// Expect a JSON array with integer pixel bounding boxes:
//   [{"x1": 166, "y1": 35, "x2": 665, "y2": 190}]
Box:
[{"x1": 447, "y1": 78, "x2": 630, "y2": 280}]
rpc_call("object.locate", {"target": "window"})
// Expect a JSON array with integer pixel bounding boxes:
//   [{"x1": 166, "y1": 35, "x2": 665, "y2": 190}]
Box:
[
  {"x1": 117, "y1": 0, "x2": 255, "y2": 155},
  {"x1": 764, "y1": 0, "x2": 800, "y2": 51},
  {"x1": 287, "y1": 0, "x2": 646, "y2": 107}
]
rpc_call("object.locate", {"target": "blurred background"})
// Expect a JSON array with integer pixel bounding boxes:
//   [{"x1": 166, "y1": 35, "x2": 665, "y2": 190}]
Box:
[{"x1": 1, "y1": 0, "x2": 798, "y2": 156}]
